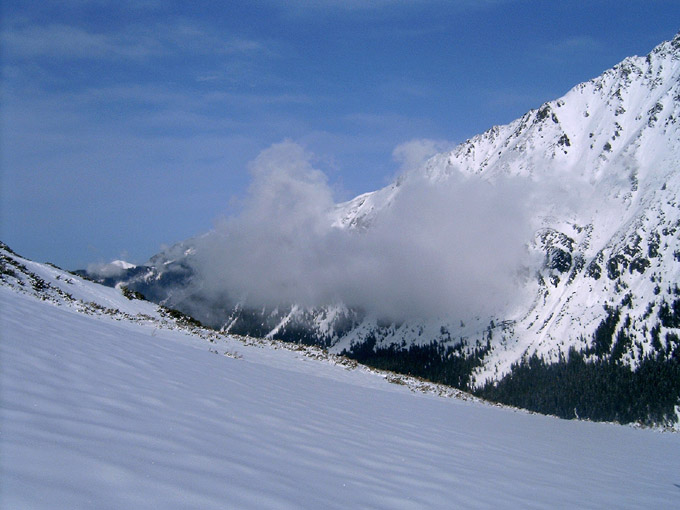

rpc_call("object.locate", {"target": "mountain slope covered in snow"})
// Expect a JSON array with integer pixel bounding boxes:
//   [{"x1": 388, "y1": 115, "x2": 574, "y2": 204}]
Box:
[
  {"x1": 2, "y1": 244, "x2": 680, "y2": 509},
  {"x1": 80, "y1": 33, "x2": 680, "y2": 424}
]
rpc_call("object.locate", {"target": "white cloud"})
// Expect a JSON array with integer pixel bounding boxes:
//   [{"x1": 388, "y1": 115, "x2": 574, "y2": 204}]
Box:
[
  {"x1": 86, "y1": 261, "x2": 133, "y2": 278},
  {"x1": 190, "y1": 141, "x2": 534, "y2": 321},
  {"x1": 392, "y1": 138, "x2": 453, "y2": 173}
]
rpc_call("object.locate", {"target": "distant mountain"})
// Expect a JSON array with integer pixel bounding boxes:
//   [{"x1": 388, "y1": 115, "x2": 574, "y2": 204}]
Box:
[{"x1": 81, "y1": 33, "x2": 680, "y2": 424}]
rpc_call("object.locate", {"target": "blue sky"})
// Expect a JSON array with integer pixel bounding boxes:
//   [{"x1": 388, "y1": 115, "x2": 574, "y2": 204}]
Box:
[{"x1": 1, "y1": 0, "x2": 679, "y2": 269}]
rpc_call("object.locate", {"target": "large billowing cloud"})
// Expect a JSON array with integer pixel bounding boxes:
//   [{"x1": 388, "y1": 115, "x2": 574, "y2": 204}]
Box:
[{"x1": 192, "y1": 140, "x2": 535, "y2": 321}]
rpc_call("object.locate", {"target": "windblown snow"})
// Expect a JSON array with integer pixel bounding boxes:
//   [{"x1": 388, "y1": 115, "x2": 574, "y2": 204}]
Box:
[{"x1": 1, "y1": 246, "x2": 679, "y2": 508}]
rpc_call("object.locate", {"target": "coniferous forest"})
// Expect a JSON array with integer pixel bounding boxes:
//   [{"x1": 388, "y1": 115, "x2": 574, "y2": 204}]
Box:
[
  {"x1": 342, "y1": 336, "x2": 491, "y2": 390},
  {"x1": 342, "y1": 305, "x2": 680, "y2": 426},
  {"x1": 477, "y1": 347, "x2": 679, "y2": 425}
]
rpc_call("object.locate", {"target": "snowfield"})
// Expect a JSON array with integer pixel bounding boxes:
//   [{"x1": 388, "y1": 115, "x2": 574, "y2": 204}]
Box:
[{"x1": 1, "y1": 265, "x2": 679, "y2": 509}]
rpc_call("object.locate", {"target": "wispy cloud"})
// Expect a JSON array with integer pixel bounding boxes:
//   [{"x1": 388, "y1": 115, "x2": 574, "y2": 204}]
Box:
[
  {"x1": 392, "y1": 138, "x2": 454, "y2": 172},
  {"x1": 1, "y1": 23, "x2": 155, "y2": 60},
  {"x1": 1, "y1": 20, "x2": 272, "y2": 61}
]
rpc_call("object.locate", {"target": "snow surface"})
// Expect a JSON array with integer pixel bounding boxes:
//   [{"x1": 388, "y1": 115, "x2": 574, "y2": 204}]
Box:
[{"x1": 2, "y1": 263, "x2": 680, "y2": 508}]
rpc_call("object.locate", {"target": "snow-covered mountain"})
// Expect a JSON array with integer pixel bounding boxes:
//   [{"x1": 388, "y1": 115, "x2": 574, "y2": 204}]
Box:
[
  {"x1": 81, "y1": 33, "x2": 680, "y2": 419},
  {"x1": 3, "y1": 242, "x2": 680, "y2": 509}
]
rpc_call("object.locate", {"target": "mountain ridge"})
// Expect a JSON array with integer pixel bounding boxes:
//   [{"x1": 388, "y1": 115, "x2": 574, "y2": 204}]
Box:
[{"x1": 79, "y1": 33, "x2": 680, "y2": 422}]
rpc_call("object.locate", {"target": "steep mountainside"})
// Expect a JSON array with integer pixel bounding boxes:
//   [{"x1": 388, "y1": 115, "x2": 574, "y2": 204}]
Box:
[{"x1": 81, "y1": 34, "x2": 680, "y2": 422}]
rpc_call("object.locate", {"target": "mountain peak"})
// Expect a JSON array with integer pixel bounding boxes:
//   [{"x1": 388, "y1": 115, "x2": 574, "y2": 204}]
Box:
[{"x1": 405, "y1": 32, "x2": 680, "y2": 189}]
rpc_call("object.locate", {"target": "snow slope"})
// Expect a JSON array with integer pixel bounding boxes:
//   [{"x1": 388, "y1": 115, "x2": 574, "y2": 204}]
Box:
[{"x1": 2, "y1": 250, "x2": 680, "y2": 508}]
